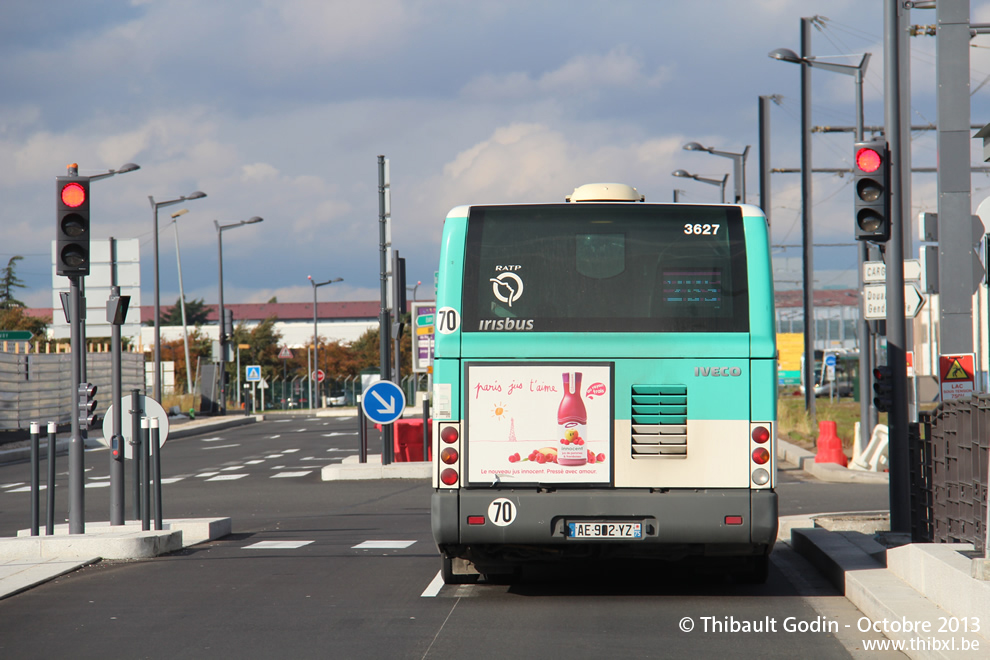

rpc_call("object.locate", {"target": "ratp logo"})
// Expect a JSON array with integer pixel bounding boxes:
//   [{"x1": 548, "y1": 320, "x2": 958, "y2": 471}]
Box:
[{"x1": 490, "y1": 272, "x2": 524, "y2": 307}]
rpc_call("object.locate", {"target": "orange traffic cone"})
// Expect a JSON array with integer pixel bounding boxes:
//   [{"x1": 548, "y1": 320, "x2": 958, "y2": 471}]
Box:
[{"x1": 814, "y1": 420, "x2": 848, "y2": 467}]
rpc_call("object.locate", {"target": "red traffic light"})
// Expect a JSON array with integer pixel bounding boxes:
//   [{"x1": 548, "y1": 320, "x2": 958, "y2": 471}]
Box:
[
  {"x1": 855, "y1": 147, "x2": 882, "y2": 174},
  {"x1": 61, "y1": 182, "x2": 86, "y2": 208}
]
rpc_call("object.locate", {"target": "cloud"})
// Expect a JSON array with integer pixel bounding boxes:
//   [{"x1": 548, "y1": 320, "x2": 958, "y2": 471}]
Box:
[{"x1": 461, "y1": 48, "x2": 671, "y2": 101}]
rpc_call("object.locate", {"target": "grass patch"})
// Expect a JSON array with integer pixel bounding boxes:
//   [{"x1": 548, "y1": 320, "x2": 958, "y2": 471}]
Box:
[{"x1": 777, "y1": 389, "x2": 886, "y2": 451}]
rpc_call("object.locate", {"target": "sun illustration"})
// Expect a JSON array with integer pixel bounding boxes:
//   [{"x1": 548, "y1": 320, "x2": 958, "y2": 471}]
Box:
[{"x1": 491, "y1": 402, "x2": 508, "y2": 420}]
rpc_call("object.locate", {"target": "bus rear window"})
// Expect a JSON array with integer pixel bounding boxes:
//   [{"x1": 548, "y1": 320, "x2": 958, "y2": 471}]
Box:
[{"x1": 462, "y1": 204, "x2": 749, "y2": 333}]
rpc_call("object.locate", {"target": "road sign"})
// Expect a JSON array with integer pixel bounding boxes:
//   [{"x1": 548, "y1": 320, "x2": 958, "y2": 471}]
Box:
[
  {"x1": 246, "y1": 365, "x2": 261, "y2": 382},
  {"x1": 361, "y1": 380, "x2": 405, "y2": 425},
  {"x1": 278, "y1": 346, "x2": 293, "y2": 359},
  {"x1": 312, "y1": 369, "x2": 325, "y2": 383},
  {"x1": 0, "y1": 330, "x2": 32, "y2": 341},
  {"x1": 100, "y1": 394, "x2": 169, "y2": 460},
  {"x1": 411, "y1": 302, "x2": 436, "y2": 374},
  {"x1": 862, "y1": 259, "x2": 922, "y2": 283},
  {"x1": 862, "y1": 283, "x2": 925, "y2": 320},
  {"x1": 939, "y1": 353, "x2": 975, "y2": 401}
]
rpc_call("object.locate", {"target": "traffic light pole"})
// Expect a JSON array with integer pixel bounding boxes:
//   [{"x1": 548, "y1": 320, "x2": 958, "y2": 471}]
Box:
[
  {"x1": 884, "y1": 0, "x2": 910, "y2": 533},
  {"x1": 68, "y1": 275, "x2": 85, "y2": 534}
]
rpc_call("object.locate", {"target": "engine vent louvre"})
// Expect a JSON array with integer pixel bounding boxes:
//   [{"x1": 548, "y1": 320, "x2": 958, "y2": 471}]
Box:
[{"x1": 630, "y1": 385, "x2": 687, "y2": 458}]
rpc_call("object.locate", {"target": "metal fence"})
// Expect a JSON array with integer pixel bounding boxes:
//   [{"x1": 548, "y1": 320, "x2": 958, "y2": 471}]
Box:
[
  {"x1": 0, "y1": 352, "x2": 144, "y2": 432},
  {"x1": 911, "y1": 396, "x2": 990, "y2": 554}
]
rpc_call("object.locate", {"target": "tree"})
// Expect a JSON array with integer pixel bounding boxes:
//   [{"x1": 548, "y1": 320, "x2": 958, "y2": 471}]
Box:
[
  {"x1": 157, "y1": 297, "x2": 211, "y2": 326},
  {"x1": 0, "y1": 306, "x2": 48, "y2": 337},
  {"x1": 0, "y1": 256, "x2": 27, "y2": 309}
]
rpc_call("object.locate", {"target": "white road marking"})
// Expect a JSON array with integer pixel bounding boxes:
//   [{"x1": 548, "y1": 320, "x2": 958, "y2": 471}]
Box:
[
  {"x1": 296, "y1": 428, "x2": 307, "y2": 433},
  {"x1": 274, "y1": 420, "x2": 292, "y2": 423},
  {"x1": 264, "y1": 454, "x2": 284, "y2": 459},
  {"x1": 200, "y1": 437, "x2": 224, "y2": 442},
  {"x1": 322, "y1": 432, "x2": 357, "y2": 437},
  {"x1": 160, "y1": 477, "x2": 184, "y2": 484},
  {"x1": 269, "y1": 465, "x2": 287, "y2": 469},
  {"x1": 271, "y1": 471, "x2": 312, "y2": 478},
  {"x1": 269, "y1": 435, "x2": 281, "y2": 439},
  {"x1": 220, "y1": 466, "x2": 244, "y2": 471},
  {"x1": 206, "y1": 474, "x2": 248, "y2": 481},
  {"x1": 352, "y1": 540, "x2": 417, "y2": 549},
  {"x1": 196, "y1": 472, "x2": 220, "y2": 478},
  {"x1": 282, "y1": 448, "x2": 300, "y2": 453},
  {"x1": 89, "y1": 475, "x2": 111, "y2": 480},
  {"x1": 85, "y1": 482, "x2": 111, "y2": 489},
  {"x1": 2, "y1": 483, "x2": 26, "y2": 488},
  {"x1": 6, "y1": 485, "x2": 45, "y2": 492},
  {"x1": 243, "y1": 540, "x2": 314, "y2": 550},
  {"x1": 202, "y1": 444, "x2": 240, "y2": 450},
  {"x1": 420, "y1": 571, "x2": 445, "y2": 598},
  {"x1": 244, "y1": 460, "x2": 265, "y2": 465}
]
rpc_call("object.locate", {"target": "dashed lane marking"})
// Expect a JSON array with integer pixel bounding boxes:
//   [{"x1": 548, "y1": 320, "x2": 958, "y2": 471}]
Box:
[
  {"x1": 271, "y1": 471, "x2": 312, "y2": 478},
  {"x1": 352, "y1": 540, "x2": 417, "y2": 549},
  {"x1": 203, "y1": 444, "x2": 240, "y2": 450},
  {"x1": 322, "y1": 432, "x2": 358, "y2": 437},
  {"x1": 85, "y1": 482, "x2": 111, "y2": 488},
  {"x1": 244, "y1": 460, "x2": 265, "y2": 465},
  {"x1": 160, "y1": 477, "x2": 184, "y2": 484},
  {"x1": 220, "y1": 466, "x2": 244, "y2": 471},
  {"x1": 200, "y1": 437, "x2": 224, "y2": 442},
  {"x1": 6, "y1": 485, "x2": 46, "y2": 492},
  {"x1": 264, "y1": 454, "x2": 284, "y2": 459},
  {"x1": 282, "y1": 449, "x2": 300, "y2": 453},
  {"x1": 206, "y1": 474, "x2": 248, "y2": 481},
  {"x1": 268, "y1": 435, "x2": 281, "y2": 439},
  {"x1": 243, "y1": 540, "x2": 314, "y2": 550},
  {"x1": 196, "y1": 472, "x2": 220, "y2": 478}
]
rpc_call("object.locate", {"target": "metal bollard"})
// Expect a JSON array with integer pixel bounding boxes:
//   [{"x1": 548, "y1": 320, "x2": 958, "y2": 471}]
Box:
[
  {"x1": 422, "y1": 397, "x2": 430, "y2": 464},
  {"x1": 141, "y1": 417, "x2": 150, "y2": 531},
  {"x1": 151, "y1": 418, "x2": 163, "y2": 531},
  {"x1": 358, "y1": 408, "x2": 367, "y2": 464},
  {"x1": 46, "y1": 422, "x2": 56, "y2": 535},
  {"x1": 30, "y1": 422, "x2": 40, "y2": 536},
  {"x1": 130, "y1": 388, "x2": 141, "y2": 520}
]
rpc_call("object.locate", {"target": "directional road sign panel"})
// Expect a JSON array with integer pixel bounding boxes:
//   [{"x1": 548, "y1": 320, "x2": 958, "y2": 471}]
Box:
[{"x1": 361, "y1": 380, "x2": 405, "y2": 425}]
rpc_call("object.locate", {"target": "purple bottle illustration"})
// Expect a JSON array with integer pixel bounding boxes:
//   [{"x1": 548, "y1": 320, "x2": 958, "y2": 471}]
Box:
[{"x1": 557, "y1": 372, "x2": 588, "y2": 466}]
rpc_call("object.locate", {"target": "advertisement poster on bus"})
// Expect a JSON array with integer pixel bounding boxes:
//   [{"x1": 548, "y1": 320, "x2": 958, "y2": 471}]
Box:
[{"x1": 465, "y1": 363, "x2": 612, "y2": 484}]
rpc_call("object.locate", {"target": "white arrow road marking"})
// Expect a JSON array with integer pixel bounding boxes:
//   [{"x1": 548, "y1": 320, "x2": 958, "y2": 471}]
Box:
[{"x1": 372, "y1": 390, "x2": 395, "y2": 415}]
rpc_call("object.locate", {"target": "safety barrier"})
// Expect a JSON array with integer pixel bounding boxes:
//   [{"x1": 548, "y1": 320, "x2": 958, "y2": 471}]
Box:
[{"x1": 911, "y1": 396, "x2": 989, "y2": 554}]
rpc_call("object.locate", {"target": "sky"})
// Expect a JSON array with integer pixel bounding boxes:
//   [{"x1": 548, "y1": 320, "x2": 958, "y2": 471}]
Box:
[{"x1": 3, "y1": 0, "x2": 990, "y2": 311}]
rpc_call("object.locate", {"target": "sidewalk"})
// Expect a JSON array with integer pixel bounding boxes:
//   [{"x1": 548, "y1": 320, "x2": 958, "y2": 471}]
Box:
[{"x1": 777, "y1": 439, "x2": 990, "y2": 659}]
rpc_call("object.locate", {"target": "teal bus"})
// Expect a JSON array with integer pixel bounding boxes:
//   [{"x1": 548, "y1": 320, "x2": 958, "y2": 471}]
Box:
[{"x1": 430, "y1": 183, "x2": 777, "y2": 583}]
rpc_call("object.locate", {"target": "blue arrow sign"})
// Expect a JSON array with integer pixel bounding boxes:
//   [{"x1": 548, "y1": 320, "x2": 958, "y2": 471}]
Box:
[
  {"x1": 361, "y1": 380, "x2": 406, "y2": 425},
  {"x1": 246, "y1": 365, "x2": 262, "y2": 382}
]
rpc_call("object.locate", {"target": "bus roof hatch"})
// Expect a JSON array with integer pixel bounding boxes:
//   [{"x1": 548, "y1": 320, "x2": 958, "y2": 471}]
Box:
[{"x1": 566, "y1": 183, "x2": 645, "y2": 203}]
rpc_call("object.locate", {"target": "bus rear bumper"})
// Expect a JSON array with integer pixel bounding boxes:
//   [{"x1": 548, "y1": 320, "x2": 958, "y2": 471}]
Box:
[{"x1": 432, "y1": 488, "x2": 778, "y2": 562}]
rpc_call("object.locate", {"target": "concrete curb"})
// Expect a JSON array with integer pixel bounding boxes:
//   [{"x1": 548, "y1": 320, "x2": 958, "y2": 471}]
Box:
[
  {"x1": 321, "y1": 454, "x2": 430, "y2": 481},
  {"x1": 780, "y1": 515, "x2": 990, "y2": 660},
  {"x1": 0, "y1": 517, "x2": 231, "y2": 600},
  {"x1": 777, "y1": 437, "x2": 889, "y2": 484}
]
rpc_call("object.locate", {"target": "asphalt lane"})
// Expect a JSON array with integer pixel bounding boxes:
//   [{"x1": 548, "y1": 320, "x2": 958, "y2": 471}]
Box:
[{"x1": 0, "y1": 418, "x2": 898, "y2": 659}]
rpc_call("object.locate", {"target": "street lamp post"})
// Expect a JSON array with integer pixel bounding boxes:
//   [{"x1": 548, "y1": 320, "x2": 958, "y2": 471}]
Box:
[
  {"x1": 671, "y1": 169, "x2": 729, "y2": 203},
  {"x1": 307, "y1": 275, "x2": 343, "y2": 409},
  {"x1": 149, "y1": 191, "x2": 206, "y2": 402},
  {"x1": 682, "y1": 142, "x2": 751, "y2": 203},
  {"x1": 769, "y1": 40, "x2": 872, "y2": 427},
  {"x1": 168, "y1": 209, "x2": 195, "y2": 396},
  {"x1": 214, "y1": 216, "x2": 263, "y2": 415}
]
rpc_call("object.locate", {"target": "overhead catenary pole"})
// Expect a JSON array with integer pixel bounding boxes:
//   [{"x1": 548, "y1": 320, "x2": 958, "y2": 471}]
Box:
[
  {"x1": 378, "y1": 155, "x2": 394, "y2": 465},
  {"x1": 885, "y1": 0, "x2": 909, "y2": 534},
  {"x1": 800, "y1": 16, "x2": 816, "y2": 421}
]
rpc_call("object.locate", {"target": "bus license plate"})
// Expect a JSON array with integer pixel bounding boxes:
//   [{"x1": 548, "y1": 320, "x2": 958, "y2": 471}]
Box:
[{"x1": 567, "y1": 522, "x2": 642, "y2": 539}]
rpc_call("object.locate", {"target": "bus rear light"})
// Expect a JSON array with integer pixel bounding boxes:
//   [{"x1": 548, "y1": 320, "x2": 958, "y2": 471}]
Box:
[
  {"x1": 725, "y1": 515, "x2": 743, "y2": 525},
  {"x1": 467, "y1": 516, "x2": 485, "y2": 525},
  {"x1": 751, "y1": 426, "x2": 770, "y2": 444},
  {"x1": 440, "y1": 468, "x2": 458, "y2": 486},
  {"x1": 751, "y1": 447, "x2": 770, "y2": 465},
  {"x1": 440, "y1": 426, "x2": 459, "y2": 444},
  {"x1": 752, "y1": 468, "x2": 770, "y2": 485},
  {"x1": 440, "y1": 447, "x2": 458, "y2": 464}
]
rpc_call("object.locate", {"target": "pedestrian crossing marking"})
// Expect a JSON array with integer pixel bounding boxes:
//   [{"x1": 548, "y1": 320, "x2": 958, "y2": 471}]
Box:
[
  {"x1": 352, "y1": 540, "x2": 416, "y2": 549},
  {"x1": 244, "y1": 540, "x2": 313, "y2": 550},
  {"x1": 206, "y1": 474, "x2": 248, "y2": 481},
  {"x1": 271, "y1": 471, "x2": 312, "y2": 478}
]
